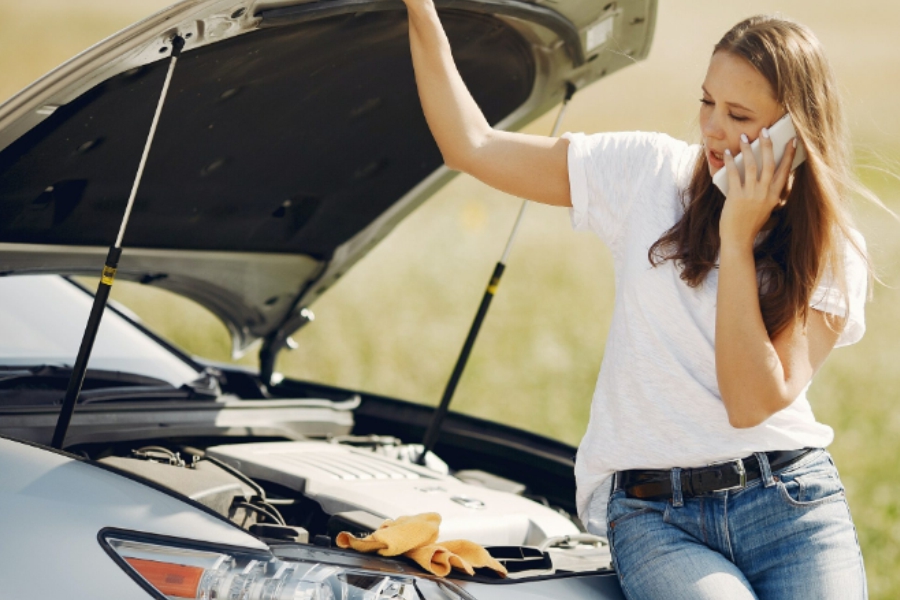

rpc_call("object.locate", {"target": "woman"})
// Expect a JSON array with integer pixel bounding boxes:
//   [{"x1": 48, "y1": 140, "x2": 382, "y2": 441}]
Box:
[{"x1": 400, "y1": 3, "x2": 869, "y2": 598}]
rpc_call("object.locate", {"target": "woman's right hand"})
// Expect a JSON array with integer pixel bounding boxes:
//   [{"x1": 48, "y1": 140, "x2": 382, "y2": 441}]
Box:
[{"x1": 401, "y1": 0, "x2": 572, "y2": 207}]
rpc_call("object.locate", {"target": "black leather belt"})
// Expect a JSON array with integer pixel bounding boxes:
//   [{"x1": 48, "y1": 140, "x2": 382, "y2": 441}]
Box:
[{"x1": 614, "y1": 449, "x2": 814, "y2": 501}]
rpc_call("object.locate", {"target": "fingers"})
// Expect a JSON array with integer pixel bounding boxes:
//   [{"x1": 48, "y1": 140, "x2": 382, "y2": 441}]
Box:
[
  {"x1": 739, "y1": 133, "x2": 755, "y2": 190},
  {"x1": 725, "y1": 130, "x2": 797, "y2": 204},
  {"x1": 723, "y1": 148, "x2": 741, "y2": 195},
  {"x1": 759, "y1": 127, "x2": 776, "y2": 183},
  {"x1": 772, "y1": 137, "x2": 798, "y2": 196}
]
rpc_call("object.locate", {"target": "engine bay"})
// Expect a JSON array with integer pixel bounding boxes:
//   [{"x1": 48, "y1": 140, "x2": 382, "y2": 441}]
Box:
[{"x1": 94, "y1": 435, "x2": 612, "y2": 579}]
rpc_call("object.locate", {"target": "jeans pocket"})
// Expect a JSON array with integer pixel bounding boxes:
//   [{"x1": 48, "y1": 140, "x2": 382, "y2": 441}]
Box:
[
  {"x1": 776, "y1": 453, "x2": 845, "y2": 507},
  {"x1": 609, "y1": 506, "x2": 657, "y2": 529},
  {"x1": 607, "y1": 489, "x2": 663, "y2": 530}
]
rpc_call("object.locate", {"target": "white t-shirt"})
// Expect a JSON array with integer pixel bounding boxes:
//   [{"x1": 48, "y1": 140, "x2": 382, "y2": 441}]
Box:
[{"x1": 563, "y1": 131, "x2": 868, "y2": 533}]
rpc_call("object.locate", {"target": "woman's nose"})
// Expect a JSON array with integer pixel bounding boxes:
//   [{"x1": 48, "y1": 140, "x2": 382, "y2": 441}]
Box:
[{"x1": 701, "y1": 112, "x2": 725, "y2": 142}]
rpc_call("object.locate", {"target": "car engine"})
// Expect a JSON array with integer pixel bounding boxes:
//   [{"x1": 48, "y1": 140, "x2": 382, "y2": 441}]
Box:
[
  {"x1": 205, "y1": 440, "x2": 577, "y2": 546},
  {"x1": 97, "y1": 437, "x2": 611, "y2": 577}
]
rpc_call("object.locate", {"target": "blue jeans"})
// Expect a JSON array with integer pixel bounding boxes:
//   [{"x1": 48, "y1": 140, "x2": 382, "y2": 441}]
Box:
[{"x1": 590, "y1": 449, "x2": 867, "y2": 599}]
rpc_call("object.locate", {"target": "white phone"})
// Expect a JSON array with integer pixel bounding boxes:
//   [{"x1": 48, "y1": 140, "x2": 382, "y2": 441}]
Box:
[{"x1": 712, "y1": 113, "x2": 807, "y2": 196}]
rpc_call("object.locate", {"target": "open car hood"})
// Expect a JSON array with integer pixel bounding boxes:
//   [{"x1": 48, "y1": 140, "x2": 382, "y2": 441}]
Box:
[{"x1": 0, "y1": 0, "x2": 656, "y2": 359}]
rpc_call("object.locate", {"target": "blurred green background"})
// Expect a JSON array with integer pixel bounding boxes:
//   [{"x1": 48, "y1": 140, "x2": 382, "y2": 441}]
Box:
[{"x1": 2, "y1": 0, "x2": 898, "y2": 595}]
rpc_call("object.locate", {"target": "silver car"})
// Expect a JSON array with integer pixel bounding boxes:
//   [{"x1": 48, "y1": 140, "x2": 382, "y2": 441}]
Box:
[{"x1": 0, "y1": 0, "x2": 657, "y2": 597}]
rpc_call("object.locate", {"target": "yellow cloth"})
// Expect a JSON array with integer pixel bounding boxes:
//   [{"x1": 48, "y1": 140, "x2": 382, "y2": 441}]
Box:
[{"x1": 335, "y1": 512, "x2": 508, "y2": 578}]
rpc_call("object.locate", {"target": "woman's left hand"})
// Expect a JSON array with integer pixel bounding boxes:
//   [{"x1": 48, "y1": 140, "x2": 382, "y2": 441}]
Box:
[{"x1": 719, "y1": 128, "x2": 797, "y2": 250}]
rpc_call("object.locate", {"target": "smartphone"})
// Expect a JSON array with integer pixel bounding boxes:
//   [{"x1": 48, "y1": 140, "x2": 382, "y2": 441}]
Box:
[{"x1": 712, "y1": 113, "x2": 807, "y2": 196}]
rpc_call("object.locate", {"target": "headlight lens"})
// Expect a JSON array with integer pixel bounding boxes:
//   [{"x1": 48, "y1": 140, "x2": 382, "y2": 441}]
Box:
[{"x1": 103, "y1": 533, "x2": 471, "y2": 600}]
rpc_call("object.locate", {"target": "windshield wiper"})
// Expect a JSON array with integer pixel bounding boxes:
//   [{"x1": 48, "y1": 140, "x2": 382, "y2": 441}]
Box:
[
  {"x1": 78, "y1": 385, "x2": 206, "y2": 404},
  {"x1": 0, "y1": 365, "x2": 174, "y2": 389},
  {"x1": 0, "y1": 369, "x2": 37, "y2": 383},
  {"x1": 0, "y1": 365, "x2": 219, "y2": 406}
]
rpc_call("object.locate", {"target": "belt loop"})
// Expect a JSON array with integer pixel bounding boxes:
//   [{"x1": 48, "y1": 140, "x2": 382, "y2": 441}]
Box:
[
  {"x1": 755, "y1": 452, "x2": 776, "y2": 487},
  {"x1": 670, "y1": 467, "x2": 684, "y2": 507}
]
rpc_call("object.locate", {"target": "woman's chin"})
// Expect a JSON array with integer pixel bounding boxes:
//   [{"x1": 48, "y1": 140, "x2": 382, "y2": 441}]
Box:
[{"x1": 706, "y1": 152, "x2": 725, "y2": 174}]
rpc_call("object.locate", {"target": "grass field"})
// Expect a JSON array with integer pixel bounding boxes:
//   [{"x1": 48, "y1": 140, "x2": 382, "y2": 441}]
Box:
[{"x1": 2, "y1": 0, "x2": 898, "y2": 595}]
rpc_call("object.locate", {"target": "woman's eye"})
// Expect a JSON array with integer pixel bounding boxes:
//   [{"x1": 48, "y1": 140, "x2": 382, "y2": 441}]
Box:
[
  {"x1": 699, "y1": 98, "x2": 713, "y2": 106},
  {"x1": 729, "y1": 114, "x2": 748, "y2": 122}
]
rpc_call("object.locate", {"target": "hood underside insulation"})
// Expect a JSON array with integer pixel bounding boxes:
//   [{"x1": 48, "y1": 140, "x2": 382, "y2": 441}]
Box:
[{"x1": 0, "y1": 9, "x2": 534, "y2": 260}]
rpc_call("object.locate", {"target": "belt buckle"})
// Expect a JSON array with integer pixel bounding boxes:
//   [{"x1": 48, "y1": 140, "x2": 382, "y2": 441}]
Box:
[{"x1": 706, "y1": 458, "x2": 747, "y2": 493}]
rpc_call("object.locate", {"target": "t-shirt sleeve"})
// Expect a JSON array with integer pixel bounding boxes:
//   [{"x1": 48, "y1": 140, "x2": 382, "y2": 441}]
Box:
[
  {"x1": 562, "y1": 131, "x2": 691, "y2": 251},
  {"x1": 809, "y1": 229, "x2": 868, "y2": 348}
]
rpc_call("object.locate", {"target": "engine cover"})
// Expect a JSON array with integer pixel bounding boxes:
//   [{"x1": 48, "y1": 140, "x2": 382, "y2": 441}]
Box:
[{"x1": 206, "y1": 441, "x2": 580, "y2": 546}]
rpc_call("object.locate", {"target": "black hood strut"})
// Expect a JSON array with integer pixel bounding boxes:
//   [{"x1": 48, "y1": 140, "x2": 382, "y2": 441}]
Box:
[
  {"x1": 418, "y1": 83, "x2": 577, "y2": 463},
  {"x1": 51, "y1": 36, "x2": 186, "y2": 449}
]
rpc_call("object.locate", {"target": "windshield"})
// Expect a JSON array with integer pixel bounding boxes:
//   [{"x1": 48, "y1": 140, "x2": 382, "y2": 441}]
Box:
[{"x1": 0, "y1": 275, "x2": 202, "y2": 388}]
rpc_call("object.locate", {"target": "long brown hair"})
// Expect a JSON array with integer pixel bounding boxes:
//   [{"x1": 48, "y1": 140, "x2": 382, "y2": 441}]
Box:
[{"x1": 649, "y1": 15, "x2": 863, "y2": 338}]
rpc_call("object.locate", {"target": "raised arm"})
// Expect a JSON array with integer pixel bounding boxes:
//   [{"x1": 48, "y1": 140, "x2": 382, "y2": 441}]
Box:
[
  {"x1": 402, "y1": 0, "x2": 572, "y2": 207},
  {"x1": 716, "y1": 132, "x2": 841, "y2": 428}
]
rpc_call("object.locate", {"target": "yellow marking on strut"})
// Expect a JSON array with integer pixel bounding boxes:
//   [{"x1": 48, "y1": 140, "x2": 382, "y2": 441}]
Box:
[{"x1": 100, "y1": 266, "x2": 117, "y2": 286}]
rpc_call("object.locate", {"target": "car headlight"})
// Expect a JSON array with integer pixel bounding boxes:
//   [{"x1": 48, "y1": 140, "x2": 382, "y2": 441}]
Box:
[{"x1": 101, "y1": 531, "x2": 473, "y2": 600}]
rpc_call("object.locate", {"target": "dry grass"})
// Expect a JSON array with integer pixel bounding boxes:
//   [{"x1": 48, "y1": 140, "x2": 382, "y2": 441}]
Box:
[{"x1": 2, "y1": 0, "x2": 899, "y2": 596}]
